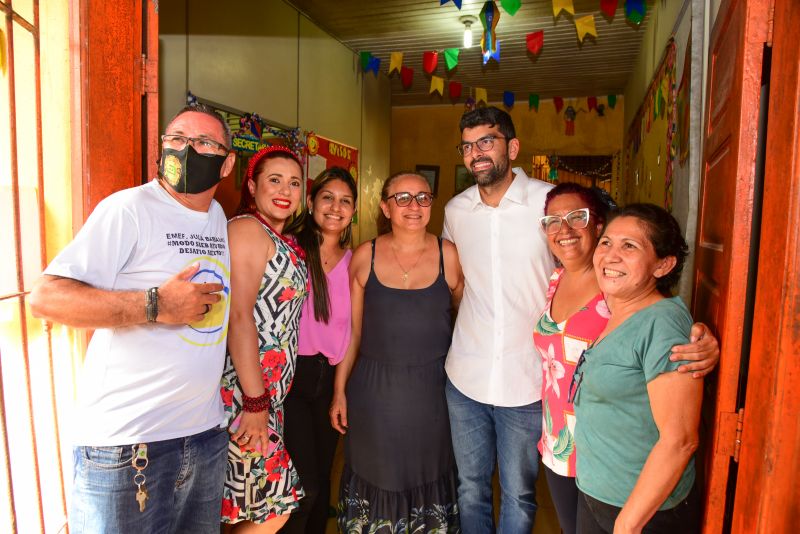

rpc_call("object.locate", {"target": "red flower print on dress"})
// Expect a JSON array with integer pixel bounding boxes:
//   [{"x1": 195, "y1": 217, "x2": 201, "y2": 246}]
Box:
[
  {"x1": 220, "y1": 388, "x2": 233, "y2": 407},
  {"x1": 279, "y1": 287, "x2": 297, "y2": 302},
  {"x1": 221, "y1": 497, "x2": 240, "y2": 520}
]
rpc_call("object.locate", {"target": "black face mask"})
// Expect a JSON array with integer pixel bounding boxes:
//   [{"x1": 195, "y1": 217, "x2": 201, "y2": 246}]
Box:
[{"x1": 158, "y1": 144, "x2": 227, "y2": 194}]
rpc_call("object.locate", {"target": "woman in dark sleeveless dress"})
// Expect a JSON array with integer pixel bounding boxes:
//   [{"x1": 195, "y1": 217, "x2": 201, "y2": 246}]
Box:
[{"x1": 330, "y1": 172, "x2": 464, "y2": 533}]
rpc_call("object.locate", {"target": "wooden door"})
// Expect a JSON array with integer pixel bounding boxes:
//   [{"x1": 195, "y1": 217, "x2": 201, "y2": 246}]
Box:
[
  {"x1": 691, "y1": 0, "x2": 770, "y2": 532},
  {"x1": 74, "y1": 0, "x2": 159, "y2": 219}
]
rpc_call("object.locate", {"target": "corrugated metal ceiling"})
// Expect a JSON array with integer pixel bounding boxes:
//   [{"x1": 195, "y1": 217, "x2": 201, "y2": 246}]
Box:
[{"x1": 285, "y1": 0, "x2": 650, "y2": 106}]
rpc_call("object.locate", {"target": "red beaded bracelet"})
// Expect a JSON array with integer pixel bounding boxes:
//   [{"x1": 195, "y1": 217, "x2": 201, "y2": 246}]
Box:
[{"x1": 242, "y1": 391, "x2": 270, "y2": 413}]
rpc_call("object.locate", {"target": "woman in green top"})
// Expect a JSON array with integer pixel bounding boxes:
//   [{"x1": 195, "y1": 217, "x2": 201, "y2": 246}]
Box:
[{"x1": 573, "y1": 203, "x2": 702, "y2": 534}]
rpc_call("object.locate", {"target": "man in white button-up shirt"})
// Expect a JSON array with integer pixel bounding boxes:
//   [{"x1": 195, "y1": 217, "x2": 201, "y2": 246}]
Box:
[{"x1": 442, "y1": 107, "x2": 554, "y2": 533}]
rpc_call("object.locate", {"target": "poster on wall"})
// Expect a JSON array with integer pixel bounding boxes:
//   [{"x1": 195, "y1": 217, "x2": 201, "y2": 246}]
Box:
[{"x1": 305, "y1": 133, "x2": 359, "y2": 186}]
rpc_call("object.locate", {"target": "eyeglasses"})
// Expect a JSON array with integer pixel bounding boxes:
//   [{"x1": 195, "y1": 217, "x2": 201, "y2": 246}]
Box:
[
  {"x1": 161, "y1": 134, "x2": 230, "y2": 155},
  {"x1": 539, "y1": 208, "x2": 591, "y2": 235},
  {"x1": 567, "y1": 350, "x2": 587, "y2": 404},
  {"x1": 384, "y1": 191, "x2": 435, "y2": 207},
  {"x1": 457, "y1": 135, "x2": 508, "y2": 156}
]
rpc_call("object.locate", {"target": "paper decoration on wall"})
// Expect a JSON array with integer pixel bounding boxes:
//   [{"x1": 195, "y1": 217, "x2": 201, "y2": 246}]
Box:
[
  {"x1": 367, "y1": 55, "x2": 381, "y2": 76},
  {"x1": 596, "y1": 103, "x2": 606, "y2": 116},
  {"x1": 389, "y1": 52, "x2": 403, "y2": 74},
  {"x1": 625, "y1": 0, "x2": 646, "y2": 25},
  {"x1": 400, "y1": 66, "x2": 414, "y2": 89},
  {"x1": 360, "y1": 51, "x2": 372, "y2": 71},
  {"x1": 552, "y1": 0, "x2": 574, "y2": 17},
  {"x1": 449, "y1": 81, "x2": 463, "y2": 100},
  {"x1": 501, "y1": 0, "x2": 521, "y2": 16},
  {"x1": 608, "y1": 94, "x2": 617, "y2": 108},
  {"x1": 444, "y1": 48, "x2": 460, "y2": 71},
  {"x1": 503, "y1": 91, "x2": 515, "y2": 108},
  {"x1": 526, "y1": 31, "x2": 544, "y2": 54},
  {"x1": 306, "y1": 133, "x2": 359, "y2": 187},
  {"x1": 548, "y1": 155, "x2": 560, "y2": 181},
  {"x1": 465, "y1": 96, "x2": 477, "y2": 111},
  {"x1": 588, "y1": 96, "x2": 597, "y2": 111},
  {"x1": 529, "y1": 93, "x2": 540, "y2": 111},
  {"x1": 441, "y1": 0, "x2": 463, "y2": 9},
  {"x1": 423, "y1": 51, "x2": 439, "y2": 74},
  {"x1": 430, "y1": 75, "x2": 445, "y2": 95},
  {"x1": 554, "y1": 96, "x2": 564, "y2": 113},
  {"x1": 480, "y1": 1, "x2": 501, "y2": 63},
  {"x1": 476, "y1": 87, "x2": 488, "y2": 104},
  {"x1": 564, "y1": 106, "x2": 577, "y2": 135},
  {"x1": 600, "y1": 0, "x2": 618, "y2": 18},
  {"x1": 186, "y1": 91, "x2": 198, "y2": 106},
  {"x1": 575, "y1": 15, "x2": 597, "y2": 42}
]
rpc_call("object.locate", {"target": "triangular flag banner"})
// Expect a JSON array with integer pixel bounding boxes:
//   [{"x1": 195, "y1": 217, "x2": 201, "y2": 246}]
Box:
[
  {"x1": 389, "y1": 52, "x2": 403, "y2": 74},
  {"x1": 480, "y1": 1, "x2": 501, "y2": 62},
  {"x1": 554, "y1": 96, "x2": 564, "y2": 114},
  {"x1": 367, "y1": 56, "x2": 381, "y2": 76},
  {"x1": 476, "y1": 87, "x2": 488, "y2": 104},
  {"x1": 552, "y1": 0, "x2": 574, "y2": 17},
  {"x1": 625, "y1": 0, "x2": 645, "y2": 24},
  {"x1": 444, "y1": 48, "x2": 460, "y2": 71},
  {"x1": 526, "y1": 31, "x2": 544, "y2": 54},
  {"x1": 529, "y1": 93, "x2": 540, "y2": 111},
  {"x1": 423, "y1": 51, "x2": 439, "y2": 74},
  {"x1": 449, "y1": 81, "x2": 463, "y2": 100},
  {"x1": 501, "y1": 0, "x2": 521, "y2": 16},
  {"x1": 600, "y1": 0, "x2": 618, "y2": 18},
  {"x1": 440, "y1": 0, "x2": 463, "y2": 9},
  {"x1": 588, "y1": 96, "x2": 597, "y2": 111},
  {"x1": 483, "y1": 40, "x2": 501, "y2": 65},
  {"x1": 360, "y1": 52, "x2": 372, "y2": 72},
  {"x1": 503, "y1": 91, "x2": 515, "y2": 108},
  {"x1": 608, "y1": 94, "x2": 617, "y2": 108},
  {"x1": 575, "y1": 14, "x2": 597, "y2": 42},
  {"x1": 430, "y1": 76, "x2": 444, "y2": 96},
  {"x1": 400, "y1": 66, "x2": 414, "y2": 89}
]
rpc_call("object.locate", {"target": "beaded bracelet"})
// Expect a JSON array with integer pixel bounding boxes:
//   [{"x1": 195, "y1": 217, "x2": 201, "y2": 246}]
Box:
[{"x1": 242, "y1": 391, "x2": 270, "y2": 413}]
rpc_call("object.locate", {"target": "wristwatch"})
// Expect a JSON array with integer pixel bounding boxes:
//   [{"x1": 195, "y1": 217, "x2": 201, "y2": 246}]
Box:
[{"x1": 145, "y1": 287, "x2": 159, "y2": 322}]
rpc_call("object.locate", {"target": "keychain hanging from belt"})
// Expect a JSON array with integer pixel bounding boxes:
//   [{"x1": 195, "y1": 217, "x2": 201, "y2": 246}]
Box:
[{"x1": 132, "y1": 443, "x2": 149, "y2": 512}]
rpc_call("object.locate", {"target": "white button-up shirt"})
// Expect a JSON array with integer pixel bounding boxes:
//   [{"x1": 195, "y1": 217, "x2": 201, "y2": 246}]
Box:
[{"x1": 443, "y1": 168, "x2": 555, "y2": 407}]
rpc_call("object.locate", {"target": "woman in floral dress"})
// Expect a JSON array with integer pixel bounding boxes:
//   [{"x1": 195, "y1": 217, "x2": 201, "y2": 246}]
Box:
[{"x1": 220, "y1": 146, "x2": 308, "y2": 533}]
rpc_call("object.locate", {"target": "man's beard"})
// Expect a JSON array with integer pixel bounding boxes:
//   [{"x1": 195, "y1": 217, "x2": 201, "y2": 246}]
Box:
[{"x1": 470, "y1": 155, "x2": 509, "y2": 187}]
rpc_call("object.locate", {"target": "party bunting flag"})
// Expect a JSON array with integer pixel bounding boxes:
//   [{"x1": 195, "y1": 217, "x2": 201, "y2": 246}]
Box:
[
  {"x1": 552, "y1": 0, "x2": 574, "y2": 17},
  {"x1": 588, "y1": 96, "x2": 597, "y2": 111},
  {"x1": 483, "y1": 39, "x2": 501, "y2": 65},
  {"x1": 476, "y1": 87, "x2": 488, "y2": 104},
  {"x1": 440, "y1": 0, "x2": 463, "y2": 9},
  {"x1": 501, "y1": 0, "x2": 521, "y2": 16},
  {"x1": 625, "y1": 0, "x2": 645, "y2": 25},
  {"x1": 449, "y1": 81, "x2": 463, "y2": 100},
  {"x1": 389, "y1": 52, "x2": 403, "y2": 74},
  {"x1": 526, "y1": 31, "x2": 544, "y2": 54},
  {"x1": 554, "y1": 96, "x2": 564, "y2": 113},
  {"x1": 608, "y1": 94, "x2": 617, "y2": 108},
  {"x1": 367, "y1": 56, "x2": 381, "y2": 76},
  {"x1": 529, "y1": 93, "x2": 540, "y2": 111},
  {"x1": 423, "y1": 51, "x2": 439, "y2": 74},
  {"x1": 480, "y1": 1, "x2": 501, "y2": 63},
  {"x1": 360, "y1": 51, "x2": 372, "y2": 71},
  {"x1": 430, "y1": 76, "x2": 444, "y2": 96},
  {"x1": 400, "y1": 66, "x2": 414, "y2": 89},
  {"x1": 444, "y1": 48, "x2": 460, "y2": 71},
  {"x1": 575, "y1": 14, "x2": 597, "y2": 42},
  {"x1": 503, "y1": 91, "x2": 515, "y2": 108},
  {"x1": 600, "y1": 0, "x2": 618, "y2": 18}
]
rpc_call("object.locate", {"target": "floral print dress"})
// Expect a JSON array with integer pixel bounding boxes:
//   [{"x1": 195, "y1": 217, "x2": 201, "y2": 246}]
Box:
[
  {"x1": 220, "y1": 216, "x2": 308, "y2": 524},
  {"x1": 533, "y1": 267, "x2": 609, "y2": 477}
]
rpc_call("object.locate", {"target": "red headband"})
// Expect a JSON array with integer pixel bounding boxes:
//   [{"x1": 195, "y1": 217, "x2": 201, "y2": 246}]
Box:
[{"x1": 244, "y1": 145, "x2": 303, "y2": 187}]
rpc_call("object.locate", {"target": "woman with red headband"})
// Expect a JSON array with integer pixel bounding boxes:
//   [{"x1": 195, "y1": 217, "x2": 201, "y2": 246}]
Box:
[{"x1": 220, "y1": 146, "x2": 308, "y2": 533}]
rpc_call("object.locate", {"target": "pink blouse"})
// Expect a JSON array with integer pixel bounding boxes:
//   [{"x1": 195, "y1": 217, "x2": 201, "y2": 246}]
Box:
[
  {"x1": 533, "y1": 267, "x2": 609, "y2": 477},
  {"x1": 297, "y1": 249, "x2": 352, "y2": 365}
]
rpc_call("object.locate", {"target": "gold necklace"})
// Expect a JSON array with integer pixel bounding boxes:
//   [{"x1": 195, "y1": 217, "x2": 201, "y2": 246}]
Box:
[{"x1": 391, "y1": 239, "x2": 427, "y2": 287}]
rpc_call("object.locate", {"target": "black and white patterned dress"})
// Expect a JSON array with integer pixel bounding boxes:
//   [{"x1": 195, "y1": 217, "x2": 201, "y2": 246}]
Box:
[{"x1": 219, "y1": 215, "x2": 308, "y2": 524}]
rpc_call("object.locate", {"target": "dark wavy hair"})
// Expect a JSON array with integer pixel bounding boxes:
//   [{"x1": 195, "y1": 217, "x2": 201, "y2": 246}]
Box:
[
  {"x1": 543, "y1": 182, "x2": 612, "y2": 227},
  {"x1": 285, "y1": 167, "x2": 357, "y2": 323},
  {"x1": 459, "y1": 106, "x2": 517, "y2": 140},
  {"x1": 606, "y1": 203, "x2": 689, "y2": 296}
]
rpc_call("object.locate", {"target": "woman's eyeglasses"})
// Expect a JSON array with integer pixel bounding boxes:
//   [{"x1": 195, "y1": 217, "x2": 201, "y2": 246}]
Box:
[
  {"x1": 384, "y1": 191, "x2": 435, "y2": 207},
  {"x1": 539, "y1": 208, "x2": 591, "y2": 235},
  {"x1": 567, "y1": 350, "x2": 587, "y2": 404}
]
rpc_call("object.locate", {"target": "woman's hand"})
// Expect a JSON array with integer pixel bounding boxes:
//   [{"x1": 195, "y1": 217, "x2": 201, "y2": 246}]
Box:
[
  {"x1": 230, "y1": 410, "x2": 269, "y2": 453},
  {"x1": 329, "y1": 393, "x2": 348, "y2": 434},
  {"x1": 612, "y1": 514, "x2": 640, "y2": 534},
  {"x1": 670, "y1": 322, "x2": 720, "y2": 378}
]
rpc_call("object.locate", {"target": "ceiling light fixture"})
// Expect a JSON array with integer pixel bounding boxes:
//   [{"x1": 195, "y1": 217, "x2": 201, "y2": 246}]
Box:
[{"x1": 461, "y1": 16, "x2": 477, "y2": 49}]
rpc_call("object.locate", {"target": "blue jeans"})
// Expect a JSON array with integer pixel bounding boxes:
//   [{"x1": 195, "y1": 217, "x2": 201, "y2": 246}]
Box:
[
  {"x1": 69, "y1": 426, "x2": 228, "y2": 534},
  {"x1": 446, "y1": 379, "x2": 542, "y2": 534}
]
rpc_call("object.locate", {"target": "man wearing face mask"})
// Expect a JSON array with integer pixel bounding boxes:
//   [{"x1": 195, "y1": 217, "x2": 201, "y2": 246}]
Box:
[{"x1": 30, "y1": 104, "x2": 236, "y2": 533}]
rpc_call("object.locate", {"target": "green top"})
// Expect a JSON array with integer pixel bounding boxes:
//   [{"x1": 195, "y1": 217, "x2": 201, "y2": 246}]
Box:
[{"x1": 574, "y1": 296, "x2": 695, "y2": 510}]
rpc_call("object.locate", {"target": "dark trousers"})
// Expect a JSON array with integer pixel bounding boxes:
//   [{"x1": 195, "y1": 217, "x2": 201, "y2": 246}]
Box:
[
  {"x1": 544, "y1": 466, "x2": 578, "y2": 534},
  {"x1": 576, "y1": 484, "x2": 700, "y2": 534},
  {"x1": 280, "y1": 354, "x2": 339, "y2": 534}
]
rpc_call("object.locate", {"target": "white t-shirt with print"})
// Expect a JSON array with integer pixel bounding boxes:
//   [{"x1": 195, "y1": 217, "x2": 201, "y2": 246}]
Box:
[{"x1": 45, "y1": 179, "x2": 230, "y2": 446}]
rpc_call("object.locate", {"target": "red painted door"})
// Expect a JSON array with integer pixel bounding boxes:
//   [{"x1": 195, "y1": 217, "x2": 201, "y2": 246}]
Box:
[{"x1": 692, "y1": 0, "x2": 770, "y2": 532}]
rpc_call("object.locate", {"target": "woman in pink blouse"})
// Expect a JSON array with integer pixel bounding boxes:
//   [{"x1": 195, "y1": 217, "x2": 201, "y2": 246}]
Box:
[
  {"x1": 281, "y1": 167, "x2": 357, "y2": 534},
  {"x1": 533, "y1": 183, "x2": 718, "y2": 534}
]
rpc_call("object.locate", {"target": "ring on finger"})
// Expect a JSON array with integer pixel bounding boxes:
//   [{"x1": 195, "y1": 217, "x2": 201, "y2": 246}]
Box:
[{"x1": 204, "y1": 304, "x2": 211, "y2": 314}]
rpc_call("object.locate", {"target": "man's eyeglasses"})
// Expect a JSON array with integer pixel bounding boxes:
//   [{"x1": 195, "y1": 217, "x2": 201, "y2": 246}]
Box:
[
  {"x1": 457, "y1": 135, "x2": 508, "y2": 157},
  {"x1": 161, "y1": 134, "x2": 230, "y2": 155},
  {"x1": 539, "y1": 208, "x2": 591, "y2": 235},
  {"x1": 384, "y1": 191, "x2": 435, "y2": 207},
  {"x1": 567, "y1": 350, "x2": 587, "y2": 404}
]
